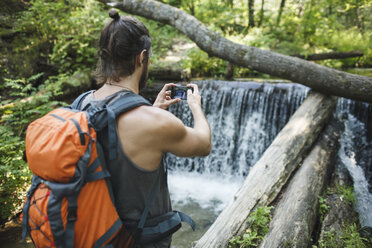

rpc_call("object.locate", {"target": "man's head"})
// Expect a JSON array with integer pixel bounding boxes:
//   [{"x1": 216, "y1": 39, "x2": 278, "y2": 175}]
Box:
[{"x1": 95, "y1": 9, "x2": 151, "y2": 90}]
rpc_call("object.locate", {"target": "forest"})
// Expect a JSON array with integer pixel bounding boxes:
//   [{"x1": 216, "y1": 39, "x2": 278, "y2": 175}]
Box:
[{"x1": 0, "y1": 0, "x2": 371, "y2": 247}]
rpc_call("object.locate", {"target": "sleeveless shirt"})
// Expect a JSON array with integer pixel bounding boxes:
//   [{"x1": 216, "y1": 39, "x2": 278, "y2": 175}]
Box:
[{"x1": 81, "y1": 91, "x2": 172, "y2": 247}]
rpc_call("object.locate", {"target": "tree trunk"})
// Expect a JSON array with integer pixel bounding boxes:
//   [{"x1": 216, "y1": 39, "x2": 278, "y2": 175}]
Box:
[
  {"x1": 226, "y1": 0, "x2": 234, "y2": 8},
  {"x1": 225, "y1": 62, "x2": 235, "y2": 80},
  {"x1": 258, "y1": 0, "x2": 264, "y2": 27},
  {"x1": 248, "y1": 0, "x2": 255, "y2": 28},
  {"x1": 292, "y1": 51, "x2": 364, "y2": 60},
  {"x1": 259, "y1": 120, "x2": 340, "y2": 248},
  {"x1": 149, "y1": 67, "x2": 190, "y2": 81},
  {"x1": 276, "y1": 0, "x2": 286, "y2": 26},
  {"x1": 354, "y1": 1, "x2": 364, "y2": 32},
  {"x1": 108, "y1": 0, "x2": 372, "y2": 103},
  {"x1": 187, "y1": 0, "x2": 195, "y2": 16},
  {"x1": 193, "y1": 92, "x2": 337, "y2": 247},
  {"x1": 297, "y1": 0, "x2": 304, "y2": 17}
]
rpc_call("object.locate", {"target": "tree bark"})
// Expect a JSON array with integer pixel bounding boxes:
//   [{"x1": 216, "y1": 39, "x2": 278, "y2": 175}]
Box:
[
  {"x1": 248, "y1": 0, "x2": 255, "y2": 28},
  {"x1": 258, "y1": 0, "x2": 264, "y2": 27},
  {"x1": 292, "y1": 51, "x2": 364, "y2": 61},
  {"x1": 108, "y1": 0, "x2": 372, "y2": 103},
  {"x1": 149, "y1": 67, "x2": 190, "y2": 81},
  {"x1": 225, "y1": 62, "x2": 234, "y2": 80},
  {"x1": 226, "y1": 0, "x2": 234, "y2": 8},
  {"x1": 276, "y1": 0, "x2": 286, "y2": 26},
  {"x1": 259, "y1": 121, "x2": 340, "y2": 248},
  {"x1": 193, "y1": 92, "x2": 337, "y2": 247}
]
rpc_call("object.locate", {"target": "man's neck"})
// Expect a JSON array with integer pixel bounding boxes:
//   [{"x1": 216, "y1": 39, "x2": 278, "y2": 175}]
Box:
[
  {"x1": 106, "y1": 78, "x2": 139, "y2": 94},
  {"x1": 94, "y1": 77, "x2": 139, "y2": 101}
]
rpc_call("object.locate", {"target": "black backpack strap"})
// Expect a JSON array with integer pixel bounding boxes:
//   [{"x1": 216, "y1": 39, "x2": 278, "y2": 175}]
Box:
[
  {"x1": 104, "y1": 92, "x2": 151, "y2": 160},
  {"x1": 71, "y1": 90, "x2": 96, "y2": 110},
  {"x1": 139, "y1": 211, "x2": 196, "y2": 245},
  {"x1": 107, "y1": 92, "x2": 152, "y2": 117}
]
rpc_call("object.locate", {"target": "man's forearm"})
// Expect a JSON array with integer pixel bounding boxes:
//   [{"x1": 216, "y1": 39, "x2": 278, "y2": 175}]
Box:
[{"x1": 190, "y1": 105, "x2": 211, "y2": 155}]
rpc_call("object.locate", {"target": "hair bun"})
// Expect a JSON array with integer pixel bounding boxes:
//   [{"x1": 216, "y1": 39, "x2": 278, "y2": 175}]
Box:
[{"x1": 109, "y1": 9, "x2": 120, "y2": 21}]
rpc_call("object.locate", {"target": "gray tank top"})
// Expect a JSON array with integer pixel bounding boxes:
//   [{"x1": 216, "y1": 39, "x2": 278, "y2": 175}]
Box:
[{"x1": 81, "y1": 91, "x2": 172, "y2": 247}]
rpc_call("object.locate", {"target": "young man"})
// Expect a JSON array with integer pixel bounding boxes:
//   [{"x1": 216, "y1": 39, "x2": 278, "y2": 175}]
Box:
[{"x1": 80, "y1": 10, "x2": 211, "y2": 247}]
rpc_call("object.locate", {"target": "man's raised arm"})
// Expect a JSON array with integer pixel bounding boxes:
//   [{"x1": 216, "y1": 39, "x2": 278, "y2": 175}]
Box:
[{"x1": 158, "y1": 83, "x2": 211, "y2": 157}]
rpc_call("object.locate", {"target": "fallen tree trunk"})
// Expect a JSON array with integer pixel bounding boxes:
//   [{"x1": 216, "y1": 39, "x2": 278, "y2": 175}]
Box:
[
  {"x1": 107, "y1": 0, "x2": 372, "y2": 103},
  {"x1": 149, "y1": 67, "x2": 190, "y2": 81},
  {"x1": 193, "y1": 92, "x2": 337, "y2": 247},
  {"x1": 292, "y1": 51, "x2": 364, "y2": 61},
  {"x1": 259, "y1": 120, "x2": 340, "y2": 248}
]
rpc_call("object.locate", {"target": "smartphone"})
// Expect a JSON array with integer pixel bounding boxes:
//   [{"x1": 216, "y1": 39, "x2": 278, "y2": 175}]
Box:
[{"x1": 170, "y1": 86, "x2": 193, "y2": 100}]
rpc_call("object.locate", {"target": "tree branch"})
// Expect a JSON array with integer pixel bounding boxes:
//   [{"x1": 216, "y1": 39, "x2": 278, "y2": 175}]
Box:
[{"x1": 104, "y1": 0, "x2": 372, "y2": 103}]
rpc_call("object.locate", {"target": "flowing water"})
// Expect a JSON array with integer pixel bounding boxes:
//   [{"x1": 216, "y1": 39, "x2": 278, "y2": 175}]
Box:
[
  {"x1": 335, "y1": 98, "x2": 372, "y2": 227},
  {"x1": 165, "y1": 80, "x2": 372, "y2": 247},
  {"x1": 166, "y1": 80, "x2": 309, "y2": 247}
]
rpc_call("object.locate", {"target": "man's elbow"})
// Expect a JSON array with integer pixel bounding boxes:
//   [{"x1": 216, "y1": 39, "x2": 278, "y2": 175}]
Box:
[{"x1": 199, "y1": 139, "x2": 211, "y2": 157}]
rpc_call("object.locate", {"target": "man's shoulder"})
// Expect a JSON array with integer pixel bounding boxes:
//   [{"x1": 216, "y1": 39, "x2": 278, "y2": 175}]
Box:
[{"x1": 117, "y1": 105, "x2": 182, "y2": 132}]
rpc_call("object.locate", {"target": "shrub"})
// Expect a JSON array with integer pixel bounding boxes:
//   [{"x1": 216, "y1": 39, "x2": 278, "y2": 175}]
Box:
[{"x1": 229, "y1": 206, "x2": 274, "y2": 248}]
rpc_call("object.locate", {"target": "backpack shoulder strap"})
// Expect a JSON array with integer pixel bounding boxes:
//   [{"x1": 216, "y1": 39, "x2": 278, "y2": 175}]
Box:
[
  {"x1": 107, "y1": 91, "x2": 152, "y2": 117},
  {"x1": 71, "y1": 90, "x2": 96, "y2": 110},
  {"x1": 92, "y1": 90, "x2": 152, "y2": 160}
]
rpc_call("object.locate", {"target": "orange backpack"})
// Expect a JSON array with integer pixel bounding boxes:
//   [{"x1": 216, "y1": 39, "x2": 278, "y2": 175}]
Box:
[{"x1": 22, "y1": 90, "x2": 151, "y2": 248}]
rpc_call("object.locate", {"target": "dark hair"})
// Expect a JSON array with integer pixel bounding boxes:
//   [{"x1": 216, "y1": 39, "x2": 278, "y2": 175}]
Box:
[{"x1": 94, "y1": 9, "x2": 151, "y2": 84}]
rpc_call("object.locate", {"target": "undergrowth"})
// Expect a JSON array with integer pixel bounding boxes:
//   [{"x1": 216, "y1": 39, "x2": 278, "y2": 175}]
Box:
[
  {"x1": 0, "y1": 73, "x2": 67, "y2": 225},
  {"x1": 228, "y1": 206, "x2": 274, "y2": 248},
  {"x1": 313, "y1": 184, "x2": 372, "y2": 248}
]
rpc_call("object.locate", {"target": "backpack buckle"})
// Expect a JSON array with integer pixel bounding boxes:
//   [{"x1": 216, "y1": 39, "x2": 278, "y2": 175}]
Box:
[{"x1": 67, "y1": 206, "x2": 77, "y2": 222}]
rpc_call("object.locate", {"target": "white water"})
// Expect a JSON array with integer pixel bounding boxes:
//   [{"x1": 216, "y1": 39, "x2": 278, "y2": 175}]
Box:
[
  {"x1": 168, "y1": 172, "x2": 243, "y2": 248},
  {"x1": 337, "y1": 113, "x2": 372, "y2": 227},
  {"x1": 168, "y1": 171, "x2": 243, "y2": 213}
]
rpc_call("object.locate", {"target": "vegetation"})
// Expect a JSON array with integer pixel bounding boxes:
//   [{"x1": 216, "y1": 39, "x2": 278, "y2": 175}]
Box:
[
  {"x1": 331, "y1": 183, "x2": 355, "y2": 206},
  {"x1": 313, "y1": 184, "x2": 372, "y2": 248},
  {"x1": 318, "y1": 196, "x2": 330, "y2": 222},
  {"x1": 162, "y1": 0, "x2": 372, "y2": 77},
  {"x1": 0, "y1": 0, "x2": 371, "y2": 227},
  {"x1": 315, "y1": 224, "x2": 372, "y2": 248},
  {"x1": 228, "y1": 206, "x2": 274, "y2": 247}
]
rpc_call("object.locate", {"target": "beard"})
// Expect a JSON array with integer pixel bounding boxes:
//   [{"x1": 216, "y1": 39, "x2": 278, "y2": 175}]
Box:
[{"x1": 139, "y1": 61, "x2": 149, "y2": 91}]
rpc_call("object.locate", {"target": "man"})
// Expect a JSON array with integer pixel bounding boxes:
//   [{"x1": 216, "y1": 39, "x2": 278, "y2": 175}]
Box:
[{"x1": 80, "y1": 9, "x2": 211, "y2": 247}]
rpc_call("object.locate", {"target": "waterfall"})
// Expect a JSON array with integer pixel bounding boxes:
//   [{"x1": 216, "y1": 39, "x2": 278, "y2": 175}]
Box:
[
  {"x1": 166, "y1": 80, "x2": 309, "y2": 177},
  {"x1": 166, "y1": 80, "x2": 309, "y2": 247},
  {"x1": 336, "y1": 98, "x2": 372, "y2": 227},
  {"x1": 165, "y1": 80, "x2": 372, "y2": 247}
]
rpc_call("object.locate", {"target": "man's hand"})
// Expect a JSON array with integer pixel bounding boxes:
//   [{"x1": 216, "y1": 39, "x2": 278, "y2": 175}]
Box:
[
  {"x1": 153, "y1": 83, "x2": 181, "y2": 109},
  {"x1": 186, "y1": 83, "x2": 201, "y2": 110}
]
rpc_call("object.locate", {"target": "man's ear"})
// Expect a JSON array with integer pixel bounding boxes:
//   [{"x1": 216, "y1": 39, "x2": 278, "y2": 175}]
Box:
[{"x1": 137, "y1": 49, "x2": 147, "y2": 66}]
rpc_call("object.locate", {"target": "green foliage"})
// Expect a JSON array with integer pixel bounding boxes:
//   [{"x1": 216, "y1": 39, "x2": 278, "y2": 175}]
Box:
[
  {"x1": 182, "y1": 47, "x2": 227, "y2": 78},
  {"x1": 315, "y1": 224, "x2": 372, "y2": 248},
  {"x1": 326, "y1": 183, "x2": 355, "y2": 206},
  {"x1": 228, "y1": 206, "x2": 274, "y2": 248},
  {"x1": 335, "y1": 184, "x2": 355, "y2": 206},
  {"x1": 313, "y1": 185, "x2": 371, "y2": 247},
  {"x1": 0, "y1": 73, "x2": 67, "y2": 224},
  {"x1": 15, "y1": 0, "x2": 106, "y2": 74},
  {"x1": 318, "y1": 196, "x2": 330, "y2": 222},
  {"x1": 0, "y1": 126, "x2": 29, "y2": 225}
]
